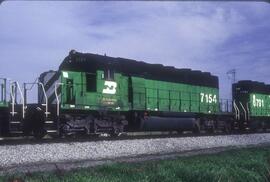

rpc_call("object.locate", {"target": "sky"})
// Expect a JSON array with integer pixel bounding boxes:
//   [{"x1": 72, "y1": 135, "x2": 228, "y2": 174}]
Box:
[{"x1": 0, "y1": 1, "x2": 270, "y2": 102}]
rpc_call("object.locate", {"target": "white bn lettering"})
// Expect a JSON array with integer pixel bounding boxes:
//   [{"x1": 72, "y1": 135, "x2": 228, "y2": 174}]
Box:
[{"x1": 102, "y1": 81, "x2": 117, "y2": 94}]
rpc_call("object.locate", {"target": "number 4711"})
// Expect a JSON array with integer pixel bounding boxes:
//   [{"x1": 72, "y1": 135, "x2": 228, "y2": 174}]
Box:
[{"x1": 200, "y1": 93, "x2": 217, "y2": 103}]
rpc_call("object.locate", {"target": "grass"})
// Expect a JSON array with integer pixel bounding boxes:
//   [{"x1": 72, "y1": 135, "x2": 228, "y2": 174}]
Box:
[{"x1": 2, "y1": 147, "x2": 270, "y2": 182}]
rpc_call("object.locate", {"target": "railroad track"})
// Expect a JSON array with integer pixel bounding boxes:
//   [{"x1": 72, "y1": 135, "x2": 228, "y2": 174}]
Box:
[{"x1": 0, "y1": 130, "x2": 268, "y2": 146}]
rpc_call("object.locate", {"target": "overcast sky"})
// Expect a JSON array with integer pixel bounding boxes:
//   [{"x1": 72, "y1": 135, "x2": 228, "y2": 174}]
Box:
[{"x1": 0, "y1": 1, "x2": 269, "y2": 101}]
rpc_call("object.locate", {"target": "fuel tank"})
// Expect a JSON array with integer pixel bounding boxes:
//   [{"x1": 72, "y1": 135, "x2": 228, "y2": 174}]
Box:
[{"x1": 140, "y1": 116, "x2": 196, "y2": 131}]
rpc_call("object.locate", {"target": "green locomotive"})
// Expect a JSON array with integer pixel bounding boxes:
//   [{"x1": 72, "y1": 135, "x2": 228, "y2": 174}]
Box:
[
  {"x1": 0, "y1": 50, "x2": 269, "y2": 138},
  {"x1": 233, "y1": 81, "x2": 270, "y2": 130},
  {"x1": 37, "y1": 50, "x2": 225, "y2": 136}
]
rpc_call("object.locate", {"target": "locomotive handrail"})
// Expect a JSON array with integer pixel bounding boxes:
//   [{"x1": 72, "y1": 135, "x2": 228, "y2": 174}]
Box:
[
  {"x1": 235, "y1": 101, "x2": 240, "y2": 120},
  {"x1": 233, "y1": 100, "x2": 240, "y2": 120},
  {"x1": 236, "y1": 102, "x2": 240, "y2": 120},
  {"x1": 16, "y1": 82, "x2": 25, "y2": 119},
  {"x1": 9, "y1": 82, "x2": 16, "y2": 117},
  {"x1": 55, "y1": 82, "x2": 64, "y2": 116},
  {"x1": 233, "y1": 101, "x2": 236, "y2": 119},
  {"x1": 246, "y1": 102, "x2": 250, "y2": 120},
  {"x1": 38, "y1": 82, "x2": 49, "y2": 117},
  {"x1": 10, "y1": 81, "x2": 25, "y2": 118},
  {"x1": 24, "y1": 82, "x2": 50, "y2": 117},
  {"x1": 239, "y1": 102, "x2": 247, "y2": 121}
]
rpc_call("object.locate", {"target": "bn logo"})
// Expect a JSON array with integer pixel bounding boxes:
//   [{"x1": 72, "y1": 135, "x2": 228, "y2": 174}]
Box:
[{"x1": 102, "y1": 81, "x2": 117, "y2": 94}]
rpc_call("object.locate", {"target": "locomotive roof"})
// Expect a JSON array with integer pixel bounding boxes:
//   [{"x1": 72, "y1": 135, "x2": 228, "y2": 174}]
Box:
[
  {"x1": 233, "y1": 80, "x2": 270, "y2": 95},
  {"x1": 59, "y1": 50, "x2": 219, "y2": 88}
]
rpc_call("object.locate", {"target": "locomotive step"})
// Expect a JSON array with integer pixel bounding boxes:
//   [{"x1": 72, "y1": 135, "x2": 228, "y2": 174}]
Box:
[
  {"x1": 44, "y1": 120, "x2": 57, "y2": 128},
  {"x1": 10, "y1": 112, "x2": 18, "y2": 114},
  {"x1": 9, "y1": 120, "x2": 23, "y2": 130},
  {"x1": 44, "y1": 120, "x2": 58, "y2": 134},
  {"x1": 9, "y1": 131, "x2": 23, "y2": 134},
  {"x1": 9, "y1": 128, "x2": 23, "y2": 137},
  {"x1": 10, "y1": 121, "x2": 21, "y2": 124},
  {"x1": 46, "y1": 130, "x2": 58, "y2": 133},
  {"x1": 44, "y1": 120, "x2": 54, "y2": 124}
]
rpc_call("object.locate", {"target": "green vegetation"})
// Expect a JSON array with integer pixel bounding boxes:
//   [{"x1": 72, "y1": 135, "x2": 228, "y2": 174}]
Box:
[{"x1": 3, "y1": 147, "x2": 270, "y2": 182}]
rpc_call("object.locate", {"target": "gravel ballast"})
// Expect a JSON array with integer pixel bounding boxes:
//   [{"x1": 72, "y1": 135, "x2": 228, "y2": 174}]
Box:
[{"x1": 1, "y1": 133, "x2": 270, "y2": 174}]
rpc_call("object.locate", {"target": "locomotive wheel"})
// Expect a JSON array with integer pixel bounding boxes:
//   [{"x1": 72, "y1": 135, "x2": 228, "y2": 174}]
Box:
[
  {"x1": 249, "y1": 121, "x2": 259, "y2": 133},
  {"x1": 177, "y1": 130, "x2": 183, "y2": 134},
  {"x1": 33, "y1": 128, "x2": 46, "y2": 139},
  {"x1": 111, "y1": 127, "x2": 121, "y2": 137},
  {"x1": 223, "y1": 122, "x2": 232, "y2": 134},
  {"x1": 192, "y1": 122, "x2": 201, "y2": 134},
  {"x1": 207, "y1": 125, "x2": 215, "y2": 133},
  {"x1": 110, "y1": 132, "x2": 118, "y2": 138},
  {"x1": 261, "y1": 121, "x2": 267, "y2": 132},
  {"x1": 24, "y1": 106, "x2": 46, "y2": 139}
]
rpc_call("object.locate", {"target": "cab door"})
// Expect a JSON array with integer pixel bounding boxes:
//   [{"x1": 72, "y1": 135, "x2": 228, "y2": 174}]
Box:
[{"x1": 66, "y1": 79, "x2": 75, "y2": 105}]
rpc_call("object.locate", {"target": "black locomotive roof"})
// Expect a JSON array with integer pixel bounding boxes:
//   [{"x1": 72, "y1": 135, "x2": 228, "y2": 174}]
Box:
[
  {"x1": 59, "y1": 50, "x2": 219, "y2": 88},
  {"x1": 233, "y1": 80, "x2": 270, "y2": 95}
]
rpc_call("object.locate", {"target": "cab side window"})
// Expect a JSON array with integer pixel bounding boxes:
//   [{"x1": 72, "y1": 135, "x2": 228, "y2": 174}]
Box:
[
  {"x1": 86, "y1": 73, "x2": 97, "y2": 92},
  {"x1": 66, "y1": 79, "x2": 75, "y2": 104},
  {"x1": 104, "y1": 69, "x2": 114, "y2": 80}
]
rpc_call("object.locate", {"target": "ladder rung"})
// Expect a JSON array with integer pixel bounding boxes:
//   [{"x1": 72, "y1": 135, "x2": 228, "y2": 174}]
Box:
[
  {"x1": 10, "y1": 131, "x2": 23, "y2": 134},
  {"x1": 10, "y1": 121, "x2": 21, "y2": 124},
  {"x1": 47, "y1": 130, "x2": 58, "y2": 133}
]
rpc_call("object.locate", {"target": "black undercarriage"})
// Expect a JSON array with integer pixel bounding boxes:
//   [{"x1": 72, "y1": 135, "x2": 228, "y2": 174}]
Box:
[{"x1": 1, "y1": 103, "x2": 269, "y2": 139}]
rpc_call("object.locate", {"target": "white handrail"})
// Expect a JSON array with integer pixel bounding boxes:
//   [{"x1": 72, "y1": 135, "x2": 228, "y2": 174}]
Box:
[
  {"x1": 9, "y1": 83, "x2": 16, "y2": 116},
  {"x1": 246, "y1": 102, "x2": 250, "y2": 120},
  {"x1": 233, "y1": 100, "x2": 240, "y2": 120},
  {"x1": 9, "y1": 81, "x2": 25, "y2": 118},
  {"x1": 233, "y1": 100, "x2": 237, "y2": 119},
  {"x1": 239, "y1": 102, "x2": 247, "y2": 121},
  {"x1": 55, "y1": 82, "x2": 63, "y2": 116},
  {"x1": 38, "y1": 82, "x2": 49, "y2": 117},
  {"x1": 3, "y1": 78, "x2": 7, "y2": 102},
  {"x1": 15, "y1": 82, "x2": 25, "y2": 119}
]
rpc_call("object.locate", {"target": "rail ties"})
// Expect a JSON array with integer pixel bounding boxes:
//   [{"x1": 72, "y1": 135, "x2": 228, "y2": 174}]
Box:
[{"x1": 0, "y1": 130, "x2": 269, "y2": 146}]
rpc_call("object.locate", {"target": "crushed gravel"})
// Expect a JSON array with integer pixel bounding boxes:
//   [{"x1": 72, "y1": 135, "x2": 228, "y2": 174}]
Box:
[{"x1": 1, "y1": 133, "x2": 270, "y2": 174}]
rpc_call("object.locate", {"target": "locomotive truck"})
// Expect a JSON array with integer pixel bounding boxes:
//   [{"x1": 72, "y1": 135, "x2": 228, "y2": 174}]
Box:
[{"x1": 0, "y1": 50, "x2": 269, "y2": 138}]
